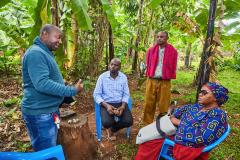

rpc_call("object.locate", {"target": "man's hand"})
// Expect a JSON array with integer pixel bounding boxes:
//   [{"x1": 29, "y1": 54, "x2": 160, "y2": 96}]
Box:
[
  {"x1": 116, "y1": 105, "x2": 125, "y2": 116},
  {"x1": 75, "y1": 79, "x2": 84, "y2": 93},
  {"x1": 106, "y1": 104, "x2": 115, "y2": 115}
]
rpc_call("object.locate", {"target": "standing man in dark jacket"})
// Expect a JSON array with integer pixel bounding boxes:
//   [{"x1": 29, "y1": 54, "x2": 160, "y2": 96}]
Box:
[
  {"x1": 21, "y1": 24, "x2": 83, "y2": 151},
  {"x1": 143, "y1": 31, "x2": 178, "y2": 125}
]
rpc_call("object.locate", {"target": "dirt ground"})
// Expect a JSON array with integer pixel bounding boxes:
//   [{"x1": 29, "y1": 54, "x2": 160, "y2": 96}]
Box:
[
  {"x1": 0, "y1": 75, "x2": 183, "y2": 159},
  {"x1": 0, "y1": 75, "x2": 143, "y2": 159},
  {"x1": 62, "y1": 75, "x2": 145, "y2": 159}
]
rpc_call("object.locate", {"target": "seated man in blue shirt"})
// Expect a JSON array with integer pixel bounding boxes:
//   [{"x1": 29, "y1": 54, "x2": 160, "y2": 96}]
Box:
[{"x1": 93, "y1": 58, "x2": 133, "y2": 139}]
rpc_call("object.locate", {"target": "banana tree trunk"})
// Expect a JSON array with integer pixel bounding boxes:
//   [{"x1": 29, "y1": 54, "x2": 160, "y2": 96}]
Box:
[
  {"x1": 143, "y1": 10, "x2": 154, "y2": 46},
  {"x1": 105, "y1": 40, "x2": 109, "y2": 70},
  {"x1": 66, "y1": 15, "x2": 78, "y2": 68},
  {"x1": 196, "y1": 0, "x2": 218, "y2": 100},
  {"x1": 108, "y1": 23, "x2": 114, "y2": 62},
  {"x1": 132, "y1": 0, "x2": 144, "y2": 73},
  {"x1": 184, "y1": 43, "x2": 192, "y2": 68},
  {"x1": 126, "y1": 37, "x2": 133, "y2": 63},
  {"x1": 51, "y1": 0, "x2": 59, "y2": 26}
]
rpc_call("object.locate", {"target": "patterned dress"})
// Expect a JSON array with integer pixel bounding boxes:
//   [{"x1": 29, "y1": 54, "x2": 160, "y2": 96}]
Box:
[{"x1": 173, "y1": 103, "x2": 228, "y2": 147}]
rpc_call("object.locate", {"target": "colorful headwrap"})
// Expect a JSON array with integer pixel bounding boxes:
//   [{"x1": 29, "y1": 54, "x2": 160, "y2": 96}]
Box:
[{"x1": 206, "y1": 82, "x2": 229, "y2": 106}]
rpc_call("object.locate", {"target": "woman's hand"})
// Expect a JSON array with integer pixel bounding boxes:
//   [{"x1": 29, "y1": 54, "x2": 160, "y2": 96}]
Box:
[{"x1": 170, "y1": 116, "x2": 180, "y2": 126}]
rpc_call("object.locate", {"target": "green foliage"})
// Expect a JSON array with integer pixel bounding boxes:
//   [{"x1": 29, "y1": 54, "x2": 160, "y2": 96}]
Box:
[
  {"x1": 0, "y1": 1, "x2": 32, "y2": 48},
  {"x1": 116, "y1": 142, "x2": 137, "y2": 159},
  {"x1": 172, "y1": 70, "x2": 195, "y2": 89},
  {"x1": 194, "y1": 8, "x2": 208, "y2": 31},
  {"x1": 172, "y1": 70, "x2": 197, "y2": 103},
  {"x1": 82, "y1": 77, "x2": 96, "y2": 91},
  {"x1": 70, "y1": 0, "x2": 93, "y2": 31},
  {"x1": 5, "y1": 107, "x2": 17, "y2": 117},
  {"x1": 2, "y1": 97, "x2": 20, "y2": 107},
  {"x1": 15, "y1": 140, "x2": 31, "y2": 152},
  {"x1": 0, "y1": 0, "x2": 11, "y2": 8},
  {"x1": 218, "y1": 56, "x2": 240, "y2": 71},
  {"x1": 0, "y1": 47, "x2": 21, "y2": 74},
  {"x1": 233, "y1": 51, "x2": 240, "y2": 70},
  {"x1": 131, "y1": 90, "x2": 144, "y2": 101},
  {"x1": 0, "y1": 116, "x2": 3, "y2": 123},
  {"x1": 224, "y1": 21, "x2": 240, "y2": 32},
  {"x1": 220, "y1": 58, "x2": 235, "y2": 70},
  {"x1": 100, "y1": 0, "x2": 118, "y2": 29},
  {"x1": 218, "y1": 69, "x2": 240, "y2": 93},
  {"x1": 0, "y1": 19, "x2": 28, "y2": 48},
  {"x1": 224, "y1": 0, "x2": 240, "y2": 19},
  {"x1": 29, "y1": 0, "x2": 48, "y2": 43},
  {"x1": 209, "y1": 129, "x2": 240, "y2": 160},
  {"x1": 117, "y1": 0, "x2": 138, "y2": 17},
  {"x1": 148, "y1": 0, "x2": 164, "y2": 9},
  {"x1": 218, "y1": 68, "x2": 240, "y2": 114}
]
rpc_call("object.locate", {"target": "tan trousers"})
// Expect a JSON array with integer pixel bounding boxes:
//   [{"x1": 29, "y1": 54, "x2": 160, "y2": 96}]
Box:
[{"x1": 143, "y1": 78, "x2": 171, "y2": 125}]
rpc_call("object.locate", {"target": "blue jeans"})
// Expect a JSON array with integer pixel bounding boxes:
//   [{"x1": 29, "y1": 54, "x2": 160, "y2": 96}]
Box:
[{"x1": 22, "y1": 112, "x2": 58, "y2": 151}]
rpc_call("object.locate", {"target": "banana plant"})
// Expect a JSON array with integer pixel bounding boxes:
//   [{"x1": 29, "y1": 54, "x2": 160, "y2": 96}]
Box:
[
  {"x1": 0, "y1": 1, "x2": 31, "y2": 48},
  {"x1": 69, "y1": 0, "x2": 93, "y2": 31},
  {"x1": 0, "y1": 0, "x2": 11, "y2": 8},
  {"x1": 29, "y1": 0, "x2": 49, "y2": 43},
  {"x1": 100, "y1": 0, "x2": 118, "y2": 29}
]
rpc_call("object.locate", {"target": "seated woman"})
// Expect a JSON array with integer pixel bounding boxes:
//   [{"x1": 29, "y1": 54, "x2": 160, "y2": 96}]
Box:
[{"x1": 135, "y1": 82, "x2": 229, "y2": 160}]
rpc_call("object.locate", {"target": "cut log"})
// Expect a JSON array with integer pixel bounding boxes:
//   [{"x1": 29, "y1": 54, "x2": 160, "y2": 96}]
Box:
[{"x1": 58, "y1": 113, "x2": 97, "y2": 160}]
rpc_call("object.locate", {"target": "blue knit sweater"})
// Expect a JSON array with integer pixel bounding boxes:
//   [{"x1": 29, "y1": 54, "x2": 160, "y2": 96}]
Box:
[{"x1": 21, "y1": 37, "x2": 77, "y2": 115}]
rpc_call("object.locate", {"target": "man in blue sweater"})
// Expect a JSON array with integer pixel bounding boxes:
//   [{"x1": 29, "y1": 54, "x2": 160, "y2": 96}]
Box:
[{"x1": 21, "y1": 24, "x2": 83, "y2": 151}]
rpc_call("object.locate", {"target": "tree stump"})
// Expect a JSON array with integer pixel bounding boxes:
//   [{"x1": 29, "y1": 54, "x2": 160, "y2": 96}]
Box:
[{"x1": 58, "y1": 113, "x2": 97, "y2": 160}]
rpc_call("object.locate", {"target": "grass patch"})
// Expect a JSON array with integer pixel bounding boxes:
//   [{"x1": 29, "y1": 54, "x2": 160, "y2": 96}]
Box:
[
  {"x1": 218, "y1": 69, "x2": 240, "y2": 114},
  {"x1": 222, "y1": 93, "x2": 240, "y2": 114},
  {"x1": 218, "y1": 69, "x2": 240, "y2": 94},
  {"x1": 116, "y1": 142, "x2": 138, "y2": 159},
  {"x1": 0, "y1": 97, "x2": 21, "y2": 107},
  {"x1": 131, "y1": 90, "x2": 145, "y2": 101},
  {"x1": 172, "y1": 69, "x2": 195, "y2": 87},
  {"x1": 172, "y1": 69, "x2": 197, "y2": 104},
  {"x1": 130, "y1": 68, "x2": 240, "y2": 159},
  {"x1": 209, "y1": 128, "x2": 240, "y2": 160},
  {"x1": 15, "y1": 141, "x2": 31, "y2": 152}
]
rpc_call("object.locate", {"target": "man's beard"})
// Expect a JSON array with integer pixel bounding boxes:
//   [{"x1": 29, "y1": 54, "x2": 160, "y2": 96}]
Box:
[
  {"x1": 110, "y1": 70, "x2": 118, "y2": 75},
  {"x1": 46, "y1": 42, "x2": 58, "y2": 51}
]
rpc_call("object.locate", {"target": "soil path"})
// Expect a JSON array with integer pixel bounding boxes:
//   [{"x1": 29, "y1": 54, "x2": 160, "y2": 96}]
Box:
[{"x1": 0, "y1": 75, "x2": 184, "y2": 159}]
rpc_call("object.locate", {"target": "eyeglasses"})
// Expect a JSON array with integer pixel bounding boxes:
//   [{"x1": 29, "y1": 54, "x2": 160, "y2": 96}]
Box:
[{"x1": 199, "y1": 90, "x2": 211, "y2": 96}]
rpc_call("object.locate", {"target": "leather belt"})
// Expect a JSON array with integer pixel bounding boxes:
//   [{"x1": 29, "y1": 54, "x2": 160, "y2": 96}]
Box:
[{"x1": 149, "y1": 77, "x2": 162, "y2": 80}]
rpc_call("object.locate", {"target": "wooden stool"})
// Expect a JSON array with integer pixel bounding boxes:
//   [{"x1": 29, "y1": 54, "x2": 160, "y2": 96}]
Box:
[{"x1": 58, "y1": 113, "x2": 97, "y2": 160}]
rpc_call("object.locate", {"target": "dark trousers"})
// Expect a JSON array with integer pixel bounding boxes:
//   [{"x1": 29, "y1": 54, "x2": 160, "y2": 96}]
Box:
[{"x1": 101, "y1": 102, "x2": 133, "y2": 132}]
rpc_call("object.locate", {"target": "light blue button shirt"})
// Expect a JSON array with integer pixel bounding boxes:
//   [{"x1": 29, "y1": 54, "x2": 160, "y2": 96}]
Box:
[{"x1": 93, "y1": 71, "x2": 130, "y2": 104}]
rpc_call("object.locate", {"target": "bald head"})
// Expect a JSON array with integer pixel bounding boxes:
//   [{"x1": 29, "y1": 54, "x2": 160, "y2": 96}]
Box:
[
  {"x1": 110, "y1": 58, "x2": 121, "y2": 65},
  {"x1": 40, "y1": 24, "x2": 62, "y2": 37},
  {"x1": 40, "y1": 24, "x2": 63, "y2": 51}
]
